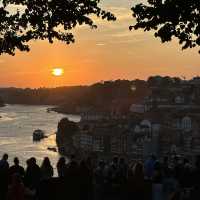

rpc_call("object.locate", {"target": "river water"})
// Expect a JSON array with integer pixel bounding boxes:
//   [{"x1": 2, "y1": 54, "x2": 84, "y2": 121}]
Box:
[{"x1": 0, "y1": 104, "x2": 80, "y2": 171}]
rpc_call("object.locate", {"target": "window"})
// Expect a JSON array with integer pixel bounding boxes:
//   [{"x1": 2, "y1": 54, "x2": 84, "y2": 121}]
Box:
[{"x1": 182, "y1": 117, "x2": 192, "y2": 130}]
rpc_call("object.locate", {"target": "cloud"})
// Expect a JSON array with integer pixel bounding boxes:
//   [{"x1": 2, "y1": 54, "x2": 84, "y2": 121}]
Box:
[{"x1": 96, "y1": 43, "x2": 106, "y2": 46}]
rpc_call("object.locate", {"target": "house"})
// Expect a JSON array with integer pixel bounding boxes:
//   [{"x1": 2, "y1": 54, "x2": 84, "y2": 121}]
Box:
[
  {"x1": 80, "y1": 110, "x2": 111, "y2": 122},
  {"x1": 73, "y1": 131, "x2": 93, "y2": 150},
  {"x1": 174, "y1": 96, "x2": 185, "y2": 104},
  {"x1": 130, "y1": 104, "x2": 145, "y2": 113},
  {"x1": 110, "y1": 130, "x2": 129, "y2": 154}
]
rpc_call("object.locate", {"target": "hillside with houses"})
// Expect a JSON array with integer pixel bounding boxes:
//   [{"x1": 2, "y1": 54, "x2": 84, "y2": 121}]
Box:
[
  {"x1": 56, "y1": 76, "x2": 200, "y2": 161},
  {"x1": 0, "y1": 79, "x2": 148, "y2": 114}
]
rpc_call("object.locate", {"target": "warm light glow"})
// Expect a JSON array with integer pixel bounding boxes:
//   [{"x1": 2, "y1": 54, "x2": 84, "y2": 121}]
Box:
[{"x1": 52, "y1": 68, "x2": 64, "y2": 76}]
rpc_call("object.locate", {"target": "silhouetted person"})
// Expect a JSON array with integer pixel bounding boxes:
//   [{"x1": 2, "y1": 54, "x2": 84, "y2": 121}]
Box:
[
  {"x1": 85, "y1": 157, "x2": 93, "y2": 171},
  {"x1": 37, "y1": 158, "x2": 55, "y2": 200},
  {"x1": 190, "y1": 155, "x2": 200, "y2": 200},
  {"x1": 0, "y1": 153, "x2": 9, "y2": 200},
  {"x1": 9, "y1": 157, "x2": 25, "y2": 183},
  {"x1": 94, "y1": 160, "x2": 106, "y2": 200},
  {"x1": 163, "y1": 168, "x2": 179, "y2": 200},
  {"x1": 144, "y1": 154, "x2": 156, "y2": 179},
  {"x1": 56, "y1": 157, "x2": 66, "y2": 178},
  {"x1": 173, "y1": 156, "x2": 183, "y2": 183},
  {"x1": 64, "y1": 155, "x2": 79, "y2": 200},
  {"x1": 79, "y1": 160, "x2": 93, "y2": 200},
  {"x1": 107, "y1": 156, "x2": 120, "y2": 198},
  {"x1": 24, "y1": 157, "x2": 41, "y2": 190},
  {"x1": 40, "y1": 157, "x2": 53, "y2": 180},
  {"x1": 162, "y1": 156, "x2": 170, "y2": 178},
  {"x1": 152, "y1": 161, "x2": 164, "y2": 200},
  {"x1": 118, "y1": 157, "x2": 128, "y2": 184},
  {"x1": 126, "y1": 162, "x2": 150, "y2": 200},
  {"x1": 7, "y1": 174, "x2": 25, "y2": 200},
  {"x1": 118, "y1": 158, "x2": 128, "y2": 198}
]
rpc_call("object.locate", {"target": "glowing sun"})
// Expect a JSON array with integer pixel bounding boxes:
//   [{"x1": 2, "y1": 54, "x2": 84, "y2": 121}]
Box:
[{"x1": 52, "y1": 68, "x2": 64, "y2": 76}]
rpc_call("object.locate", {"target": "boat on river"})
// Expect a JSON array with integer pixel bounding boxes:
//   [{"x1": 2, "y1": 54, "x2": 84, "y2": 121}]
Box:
[{"x1": 33, "y1": 129, "x2": 46, "y2": 141}]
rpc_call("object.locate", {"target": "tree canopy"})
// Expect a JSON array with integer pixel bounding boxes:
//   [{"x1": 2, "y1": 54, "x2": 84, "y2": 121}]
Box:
[
  {"x1": 0, "y1": 0, "x2": 116, "y2": 55},
  {"x1": 130, "y1": 0, "x2": 200, "y2": 53},
  {"x1": 1, "y1": 0, "x2": 199, "y2": 55}
]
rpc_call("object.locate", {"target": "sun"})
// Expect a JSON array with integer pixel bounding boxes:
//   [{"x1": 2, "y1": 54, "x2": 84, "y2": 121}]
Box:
[{"x1": 52, "y1": 68, "x2": 64, "y2": 76}]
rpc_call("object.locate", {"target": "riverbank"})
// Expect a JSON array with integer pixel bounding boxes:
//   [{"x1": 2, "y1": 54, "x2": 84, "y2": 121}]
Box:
[
  {"x1": 0, "y1": 104, "x2": 80, "y2": 169},
  {"x1": 49, "y1": 106, "x2": 80, "y2": 115}
]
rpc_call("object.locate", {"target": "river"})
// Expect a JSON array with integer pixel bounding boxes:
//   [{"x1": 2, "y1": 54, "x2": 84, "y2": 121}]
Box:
[{"x1": 0, "y1": 104, "x2": 80, "y2": 171}]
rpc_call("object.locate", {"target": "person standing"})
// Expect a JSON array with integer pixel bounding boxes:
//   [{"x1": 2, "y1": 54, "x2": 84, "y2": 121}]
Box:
[
  {"x1": 56, "y1": 157, "x2": 66, "y2": 178},
  {"x1": 0, "y1": 154, "x2": 9, "y2": 200},
  {"x1": 24, "y1": 157, "x2": 41, "y2": 190},
  {"x1": 40, "y1": 157, "x2": 54, "y2": 180},
  {"x1": 9, "y1": 157, "x2": 25, "y2": 182}
]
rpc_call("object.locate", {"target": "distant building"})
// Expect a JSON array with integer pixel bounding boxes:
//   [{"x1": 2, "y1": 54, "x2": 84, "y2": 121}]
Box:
[
  {"x1": 130, "y1": 104, "x2": 145, "y2": 113},
  {"x1": 80, "y1": 111, "x2": 111, "y2": 122},
  {"x1": 73, "y1": 131, "x2": 93, "y2": 151}
]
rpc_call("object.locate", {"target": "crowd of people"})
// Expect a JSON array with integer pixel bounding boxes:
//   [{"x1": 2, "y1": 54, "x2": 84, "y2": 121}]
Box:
[{"x1": 0, "y1": 153, "x2": 200, "y2": 200}]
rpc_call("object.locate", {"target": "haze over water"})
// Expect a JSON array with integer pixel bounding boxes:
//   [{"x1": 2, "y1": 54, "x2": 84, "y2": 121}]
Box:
[{"x1": 0, "y1": 104, "x2": 80, "y2": 170}]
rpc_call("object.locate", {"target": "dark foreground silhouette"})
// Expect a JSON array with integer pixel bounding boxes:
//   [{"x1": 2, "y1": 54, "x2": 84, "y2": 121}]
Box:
[{"x1": 0, "y1": 154, "x2": 200, "y2": 200}]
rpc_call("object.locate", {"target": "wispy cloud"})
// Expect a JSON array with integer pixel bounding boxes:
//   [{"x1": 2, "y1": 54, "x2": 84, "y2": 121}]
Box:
[{"x1": 96, "y1": 43, "x2": 106, "y2": 46}]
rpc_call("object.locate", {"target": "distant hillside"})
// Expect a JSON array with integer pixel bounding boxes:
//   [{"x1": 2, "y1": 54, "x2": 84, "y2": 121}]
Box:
[
  {"x1": 0, "y1": 79, "x2": 148, "y2": 114},
  {"x1": 2, "y1": 75, "x2": 196, "y2": 114},
  {"x1": 0, "y1": 97, "x2": 4, "y2": 107}
]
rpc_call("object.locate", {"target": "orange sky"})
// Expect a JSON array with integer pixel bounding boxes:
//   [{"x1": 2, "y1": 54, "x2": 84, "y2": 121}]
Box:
[{"x1": 0, "y1": 0, "x2": 200, "y2": 88}]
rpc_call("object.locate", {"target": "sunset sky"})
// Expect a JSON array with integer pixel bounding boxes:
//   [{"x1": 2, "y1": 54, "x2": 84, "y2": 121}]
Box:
[{"x1": 0, "y1": 0, "x2": 200, "y2": 88}]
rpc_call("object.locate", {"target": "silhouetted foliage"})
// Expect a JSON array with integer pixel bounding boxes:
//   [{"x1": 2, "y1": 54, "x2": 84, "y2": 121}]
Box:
[
  {"x1": 56, "y1": 118, "x2": 79, "y2": 154},
  {"x1": 130, "y1": 0, "x2": 200, "y2": 53},
  {"x1": 57, "y1": 118, "x2": 79, "y2": 137},
  {"x1": 0, "y1": 0, "x2": 116, "y2": 55},
  {"x1": 147, "y1": 76, "x2": 183, "y2": 87}
]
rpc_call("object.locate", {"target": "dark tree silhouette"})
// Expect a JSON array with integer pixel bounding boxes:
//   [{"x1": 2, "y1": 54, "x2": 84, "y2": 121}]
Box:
[
  {"x1": 0, "y1": 0, "x2": 116, "y2": 55},
  {"x1": 130, "y1": 0, "x2": 200, "y2": 53}
]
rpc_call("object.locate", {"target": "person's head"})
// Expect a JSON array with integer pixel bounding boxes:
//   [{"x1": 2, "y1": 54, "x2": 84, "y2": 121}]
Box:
[
  {"x1": 119, "y1": 157, "x2": 125, "y2": 165},
  {"x1": 133, "y1": 162, "x2": 144, "y2": 178},
  {"x1": 57, "y1": 157, "x2": 66, "y2": 166},
  {"x1": 86, "y1": 157, "x2": 92, "y2": 165},
  {"x1": 14, "y1": 157, "x2": 19, "y2": 165},
  {"x1": 70, "y1": 154, "x2": 76, "y2": 162},
  {"x1": 29, "y1": 157, "x2": 37, "y2": 166},
  {"x1": 99, "y1": 160, "x2": 105, "y2": 169},
  {"x1": 163, "y1": 156, "x2": 168, "y2": 164},
  {"x1": 2, "y1": 153, "x2": 8, "y2": 161},
  {"x1": 173, "y1": 156, "x2": 179, "y2": 164},
  {"x1": 183, "y1": 158, "x2": 189, "y2": 165},
  {"x1": 80, "y1": 160, "x2": 86, "y2": 168},
  {"x1": 113, "y1": 156, "x2": 118, "y2": 165},
  {"x1": 151, "y1": 154, "x2": 156, "y2": 161},
  {"x1": 154, "y1": 161, "x2": 161, "y2": 171},
  {"x1": 42, "y1": 157, "x2": 51, "y2": 168},
  {"x1": 195, "y1": 155, "x2": 200, "y2": 168}
]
